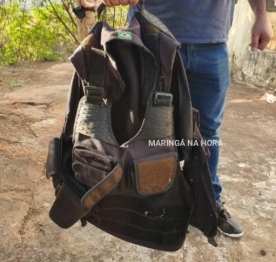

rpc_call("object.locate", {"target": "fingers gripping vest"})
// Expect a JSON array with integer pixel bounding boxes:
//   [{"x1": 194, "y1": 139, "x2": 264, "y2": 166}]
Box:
[{"x1": 46, "y1": 7, "x2": 217, "y2": 251}]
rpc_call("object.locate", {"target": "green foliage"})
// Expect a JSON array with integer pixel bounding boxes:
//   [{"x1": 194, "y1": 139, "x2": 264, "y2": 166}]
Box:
[
  {"x1": 100, "y1": 5, "x2": 128, "y2": 29},
  {"x1": 0, "y1": 1, "x2": 76, "y2": 65},
  {"x1": 0, "y1": 1, "x2": 129, "y2": 66}
]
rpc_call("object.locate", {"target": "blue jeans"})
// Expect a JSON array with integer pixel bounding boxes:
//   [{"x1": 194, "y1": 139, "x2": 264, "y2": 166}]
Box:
[{"x1": 180, "y1": 43, "x2": 231, "y2": 202}]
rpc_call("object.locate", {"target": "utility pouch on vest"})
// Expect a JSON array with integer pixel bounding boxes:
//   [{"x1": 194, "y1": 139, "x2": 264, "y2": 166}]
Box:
[
  {"x1": 49, "y1": 182, "x2": 90, "y2": 228},
  {"x1": 46, "y1": 137, "x2": 62, "y2": 194},
  {"x1": 73, "y1": 6, "x2": 86, "y2": 19},
  {"x1": 132, "y1": 152, "x2": 177, "y2": 196}
]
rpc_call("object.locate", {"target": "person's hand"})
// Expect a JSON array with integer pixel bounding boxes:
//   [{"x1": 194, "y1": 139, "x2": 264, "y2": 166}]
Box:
[
  {"x1": 251, "y1": 13, "x2": 273, "y2": 51},
  {"x1": 93, "y1": 1, "x2": 101, "y2": 10},
  {"x1": 102, "y1": 0, "x2": 139, "y2": 7}
]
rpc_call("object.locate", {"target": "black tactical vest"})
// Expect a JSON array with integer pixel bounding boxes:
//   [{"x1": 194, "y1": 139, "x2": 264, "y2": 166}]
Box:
[{"x1": 46, "y1": 5, "x2": 217, "y2": 251}]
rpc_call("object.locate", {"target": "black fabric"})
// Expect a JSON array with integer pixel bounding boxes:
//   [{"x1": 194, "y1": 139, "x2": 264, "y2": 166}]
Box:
[
  {"x1": 88, "y1": 49, "x2": 106, "y2": 88},
  {"x1": 183, "y1": 139, "x2": 218, "y2": 238},
  {"x1": 45, "y1": 6, "x2": 217, "y2": 252}
]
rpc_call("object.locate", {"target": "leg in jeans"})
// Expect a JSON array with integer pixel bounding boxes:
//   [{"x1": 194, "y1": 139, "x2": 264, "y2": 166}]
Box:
[
  {"x1": 180, "y1": 43, "x2": 244, "y2": 237},
  {"x1": 180, "y1": 43, "x2": 231, "y2": 202}
]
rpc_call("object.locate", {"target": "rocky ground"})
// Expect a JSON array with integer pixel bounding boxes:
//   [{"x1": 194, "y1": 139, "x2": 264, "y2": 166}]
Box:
[{"x1": 0, "y1": 62, "x2": 275, "y2": 262}]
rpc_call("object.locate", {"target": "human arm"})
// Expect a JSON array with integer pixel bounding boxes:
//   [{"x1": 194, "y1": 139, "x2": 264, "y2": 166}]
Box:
[
  {"x1": 248, "y1": 0, "x2": 273, "y2": 51},
  {"x1": 102, "y1": 0, "x2": 139, "y2": 7},
  {"x1": 80, "y1": 0, "x2": 98, "y2": 10}
]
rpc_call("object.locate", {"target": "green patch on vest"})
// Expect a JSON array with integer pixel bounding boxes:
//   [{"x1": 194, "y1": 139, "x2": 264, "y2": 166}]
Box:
[{"x1": 118, "y1": 31, "x2": 132, "y2": 40}]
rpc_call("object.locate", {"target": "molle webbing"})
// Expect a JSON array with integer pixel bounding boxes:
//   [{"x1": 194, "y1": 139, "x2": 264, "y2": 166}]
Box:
[
  {"x1": 86, "y1": 194, "x2": 192, "y2": 251},
  {"x1": 124, "y1": 93, "x2": 173, "y2": 145},
  {"x1": 74, "y1": 99, "x2": 118, "y2": 146}
]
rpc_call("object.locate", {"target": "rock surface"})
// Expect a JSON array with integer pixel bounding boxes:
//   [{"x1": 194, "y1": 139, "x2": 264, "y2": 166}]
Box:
[{"x1": 0, "y1": 62, "x2": 275, "y2": 262}]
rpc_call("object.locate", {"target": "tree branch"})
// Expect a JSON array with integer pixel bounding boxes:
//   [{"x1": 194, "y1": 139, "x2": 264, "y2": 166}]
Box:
[
  {"x1": 60, "y1": 0, "x2": 77, "y2": 28},
  {"x1": 47, "y1": 0, "x2": 79, "y2": 45}
]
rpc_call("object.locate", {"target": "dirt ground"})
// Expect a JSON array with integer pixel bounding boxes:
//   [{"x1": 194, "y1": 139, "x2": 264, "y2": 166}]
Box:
[{"x1": 0, "y1": 61, "x2": 275, "y2": 262}]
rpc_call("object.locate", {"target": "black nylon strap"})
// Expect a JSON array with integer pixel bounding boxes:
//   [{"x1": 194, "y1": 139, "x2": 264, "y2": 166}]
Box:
[
  {"x1": 97, "y1": 3, "x2": 106, "y2": 20},
  {"x1": 88, "y1": 48, "x2": 106, "y2": 88},
  {"x1": 143, "y1": 33, "x2": 163, "y2": 91},
  {"x1": 85, "y1": 48, "x2": 106, "y2": 104}
]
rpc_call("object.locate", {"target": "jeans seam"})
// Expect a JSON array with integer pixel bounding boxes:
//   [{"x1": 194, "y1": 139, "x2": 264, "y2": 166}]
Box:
[{"x1": 185, "y1": 44, "x2": 189, "y2": 69}]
